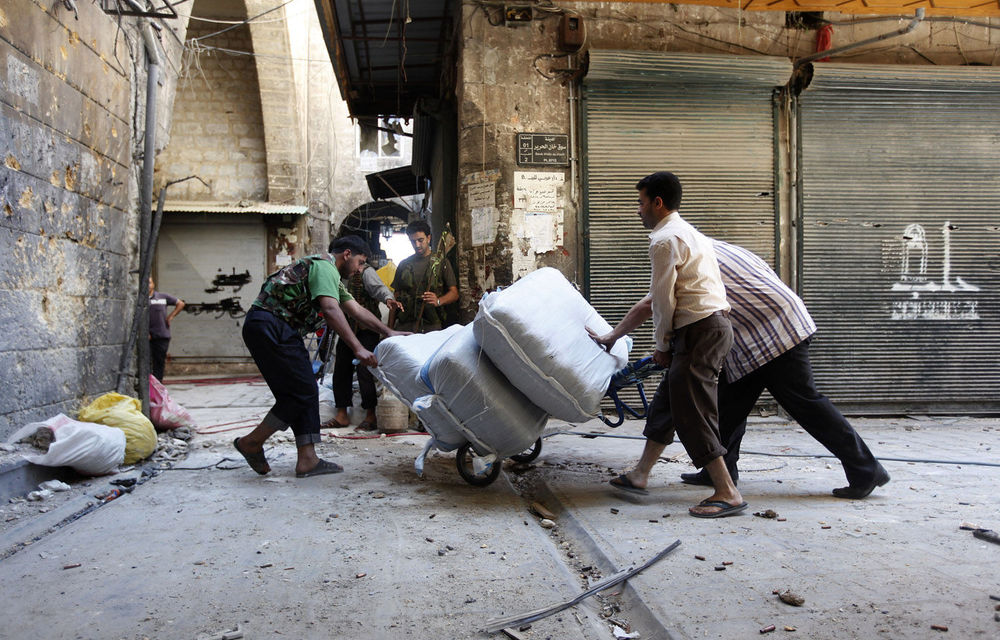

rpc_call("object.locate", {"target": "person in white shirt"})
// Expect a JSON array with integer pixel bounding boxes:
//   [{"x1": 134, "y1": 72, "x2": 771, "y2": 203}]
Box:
[{"x1": 590, "y1": 171, "x2": 746, "y2": 518}]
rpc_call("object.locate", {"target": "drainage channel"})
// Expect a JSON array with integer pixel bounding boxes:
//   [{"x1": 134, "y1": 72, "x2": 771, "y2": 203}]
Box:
[{"x1": 507, "y1": 463, "x2": 682, "y2": 640}]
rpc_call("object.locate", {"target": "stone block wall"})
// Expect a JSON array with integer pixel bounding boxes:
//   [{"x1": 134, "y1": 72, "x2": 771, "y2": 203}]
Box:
[{"x1": 0, "y1": 0, "x2": 185, "y2": 439}]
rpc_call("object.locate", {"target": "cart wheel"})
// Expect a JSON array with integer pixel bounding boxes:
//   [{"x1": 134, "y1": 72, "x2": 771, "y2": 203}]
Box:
[
  {"x1": 456, "y1": 442, "x2": 502, "y2": 487},
  {"x1": 510, "y1": 438, "x2": 542, "y2": 463}
]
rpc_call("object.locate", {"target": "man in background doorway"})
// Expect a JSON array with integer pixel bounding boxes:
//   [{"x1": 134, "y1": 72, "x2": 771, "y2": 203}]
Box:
[{"x1": 388, "y1": 220, "x2": 458, "y2": 333}]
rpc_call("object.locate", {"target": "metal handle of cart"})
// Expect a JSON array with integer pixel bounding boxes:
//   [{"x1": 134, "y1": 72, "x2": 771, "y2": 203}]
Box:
[{"x1": 599, "y1": 356, "x2": 665, "y2": 427}]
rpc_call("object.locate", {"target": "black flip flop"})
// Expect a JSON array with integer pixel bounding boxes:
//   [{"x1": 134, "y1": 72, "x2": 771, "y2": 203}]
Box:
[
  {"x1": 296, "y1": 458, "x2": 344, "y2": 478},
  {"x1": 233, "y1": 437, "x2": 270, "y2": 475},
  {"x1": 688, "y1": 499, "x2": 748, "y2": 519},
  {"x1": 609, "y1": 474, "x2": 649, "y2": 495}
]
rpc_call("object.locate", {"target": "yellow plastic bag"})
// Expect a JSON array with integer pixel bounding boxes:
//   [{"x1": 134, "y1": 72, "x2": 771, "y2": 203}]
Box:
[{"x1": 78, "y1": 393, "x2": 157, "y2": 464}]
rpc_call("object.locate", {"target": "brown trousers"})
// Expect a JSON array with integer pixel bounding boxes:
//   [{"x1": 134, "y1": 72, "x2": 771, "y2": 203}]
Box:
[{"x1": 642, "y1": 311, "x2": 733, "y2": 468}]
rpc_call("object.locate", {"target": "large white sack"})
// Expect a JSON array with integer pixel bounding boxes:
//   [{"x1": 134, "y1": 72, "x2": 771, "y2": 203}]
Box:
[
  {"x1": 372, "y1": 325, "x2": 464, "y2": 405},
  {"x1": 7, "y1": 414, "x2": 126, "y2": 476},
  {"x1": 473, "y1": 267, "x2": 631, "y2": 422},
  {"x1": 412, "y1": 324, "x2": 547, "y2": 457}
]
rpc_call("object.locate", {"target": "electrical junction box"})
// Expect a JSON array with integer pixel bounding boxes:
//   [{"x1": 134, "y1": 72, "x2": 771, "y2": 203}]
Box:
[
  {"x1": 558, "y1": 14, "x2": 585, "y2": 51},
  {"x1": 504, "y1": 5, "x2": 532, "y2": 27}
]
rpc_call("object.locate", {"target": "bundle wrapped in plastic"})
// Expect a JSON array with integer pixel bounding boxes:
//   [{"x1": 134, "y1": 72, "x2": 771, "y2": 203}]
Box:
[
  {"x1": 473, "y1": 267, "x2": 631, "y2": 422},
  {"x1": 372, "y1": 325, "x2": 464, "y2": 406},
  {"x1": 411, "y1": 324, "x2": 547, "y2": 457}
]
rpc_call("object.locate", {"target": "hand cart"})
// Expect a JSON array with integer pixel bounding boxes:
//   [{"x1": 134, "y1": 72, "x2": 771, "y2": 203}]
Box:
[{"x1": 455, "y1": 357, "x2": 664, "y2": 486}]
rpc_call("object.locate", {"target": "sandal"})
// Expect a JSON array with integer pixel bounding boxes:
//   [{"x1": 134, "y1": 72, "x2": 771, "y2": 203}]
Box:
[
  {"x1": 320, "y1": 417, "x2": 351, "y2": 429},
  {"x1": 233, "y1": 437, "x2": 270, "y2": 475},
  {"x1": 296, "y1": 458, "x2": 344, "y2": 478}
]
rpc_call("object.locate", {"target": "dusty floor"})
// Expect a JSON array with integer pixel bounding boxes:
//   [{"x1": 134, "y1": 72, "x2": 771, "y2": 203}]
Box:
[{"x1": 1, "y1": 378, "x2": 998, "y2": 639}]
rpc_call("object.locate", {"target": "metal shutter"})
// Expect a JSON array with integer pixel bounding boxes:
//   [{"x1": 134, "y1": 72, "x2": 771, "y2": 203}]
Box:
[
  {"x1": 583, "y1": 52, "x2": 789, "y2": 397},
  {"x1": 797, "y1": 63, "x2": 1000, "y2": 412}
]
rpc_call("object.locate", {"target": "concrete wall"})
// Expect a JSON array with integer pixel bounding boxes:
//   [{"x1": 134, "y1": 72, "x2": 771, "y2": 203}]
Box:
[
  {"x1": 0, "y1": 0, "x2": 186, "y2": 439},
  {"x1": 454, "y1": 2, "x2": 1000, "y2": 320}
]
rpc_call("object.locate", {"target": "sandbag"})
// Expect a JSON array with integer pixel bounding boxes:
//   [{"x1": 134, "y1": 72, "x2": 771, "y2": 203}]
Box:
[
  {"x1": 412, "y1": 324, "x2": 547, "y2": 457},
  {"x1": 372, "y1": 325, "x2": 464, "y2": 405},
  {"x1": 7, "y1": 414, "x2": 125, "y2": 476},
  {"x1": 149, "y1": 375, "x2": 195, "y2": 431},
  {"x1": 78, "y1": 393, "x2": 157, "y2": 464},
  {"x1": 473, "y1": 267, "x2": 631, "y2": 422}
]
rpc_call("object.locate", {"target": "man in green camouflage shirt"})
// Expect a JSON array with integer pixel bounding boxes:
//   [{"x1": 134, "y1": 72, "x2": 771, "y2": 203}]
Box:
[{"x1": 234, "y1": 235, "x2": 407, "y2": 477}]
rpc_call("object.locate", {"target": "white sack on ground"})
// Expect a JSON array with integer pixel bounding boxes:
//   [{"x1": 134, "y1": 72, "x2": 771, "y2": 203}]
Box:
[
  {"x1": 371, "y1": 325, "x2": 464, "y2": 405},
  {"x1": 473, "y1": 267, "x2": 631, "y2": 422},
  {"x1": 7, "y1": 414, "x2": 126, "y2": 476},
  {"x1": 412, "y1": 324, "x2": 547, "y2": 457}
]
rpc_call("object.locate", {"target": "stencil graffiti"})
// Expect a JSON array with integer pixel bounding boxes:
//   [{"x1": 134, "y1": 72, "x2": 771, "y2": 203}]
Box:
[
  {"x1": 890, "y1": 222, "x2": 980, "y2": 320},
  {"x1": 184, "y1": 297, "x2": 246, "y2": 319}
]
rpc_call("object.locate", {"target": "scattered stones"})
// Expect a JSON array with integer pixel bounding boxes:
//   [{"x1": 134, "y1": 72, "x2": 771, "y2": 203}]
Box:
[
  {"x1": 778, "y1": 591, "x2": 805, "y2": 607},
  {"x1": 539, "y1": 518, "x2": 555, "y2": 529},
  {"x1": 529, "y1": 502, "x2": 556, "y2": 520},
  {"x1": 754, "y1": 509, "x2": 779, "y2": 519},
  {"x1": 39, "y1": 480, "x2": 70, "y2": 492},
  {"x1": 27, "y1": 490, "x2": 53, "y2": 501}
]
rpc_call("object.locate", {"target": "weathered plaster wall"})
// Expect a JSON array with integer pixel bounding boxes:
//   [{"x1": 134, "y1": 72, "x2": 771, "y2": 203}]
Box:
[
  {"x1": 455, "y1": 1, "x2": 1000, "y2": 320},
  {"x1": 156, "y1": 22, "x2": 268, "y2": 202},
  {"x1": 0, "y1": 0, "x2": 186, "y2": 438}
]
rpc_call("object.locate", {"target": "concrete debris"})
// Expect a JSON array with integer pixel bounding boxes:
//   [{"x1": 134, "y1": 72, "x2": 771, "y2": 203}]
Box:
[
  {"x1": 538, "y1": 518, "x2": 555, "y2": 529},
  {"x1": 27, "y1": 490, "x2": 53, "y2": 501},
  {"x1": 152, "y1": 433, "x2": 190, "y2": 464},
  {"x1": 0, "y1": 443, "x2": 15, "y2": 452},
  {"x1": 39, "y1": 480, "x2": 71, "y2": 492},
  {"x1": 778, "y1": 591, "x2": 805, "y2": 607},
  {"x1": 197, "y1": 625, "x2": 243, "y2": 640},
  {"x1": 612, "y1": 624, "x2": 639, "y2": 638},
  {"x1": 530, "y1": 502, "x2": 556, "y2": 520}
]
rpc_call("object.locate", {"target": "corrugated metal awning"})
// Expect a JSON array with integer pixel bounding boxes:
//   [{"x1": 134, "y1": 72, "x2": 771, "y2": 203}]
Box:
[{"x1": 164, "y1": 202, "x2": 308, "y2": 215}]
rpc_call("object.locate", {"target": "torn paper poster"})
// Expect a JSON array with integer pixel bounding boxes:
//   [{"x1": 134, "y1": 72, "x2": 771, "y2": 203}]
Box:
[
  {"x1": 472, "y1": 206, "x2": 498, "y2": 246},
  {"x1": 467, "y1": 182, "x2": 496, "y2": 209},
  {"x1": 514, "y1": 171, "x2": 564, "y2": 213}
]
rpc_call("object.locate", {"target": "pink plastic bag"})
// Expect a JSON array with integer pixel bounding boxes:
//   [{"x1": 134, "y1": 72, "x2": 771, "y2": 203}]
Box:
[{"x1": 149, "y1": 375, "x2": 195, "y2": 431}]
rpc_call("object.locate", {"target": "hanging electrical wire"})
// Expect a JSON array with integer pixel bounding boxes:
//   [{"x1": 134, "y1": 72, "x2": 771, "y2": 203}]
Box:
[{"x1": 189, "y1": 0, "x2": 297, "y2": 42}]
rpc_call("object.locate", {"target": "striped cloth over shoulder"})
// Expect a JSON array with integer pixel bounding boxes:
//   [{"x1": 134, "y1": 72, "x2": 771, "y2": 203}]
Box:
[{"x1": 713, "y1": 240, "x2": 817, "y2": 382}]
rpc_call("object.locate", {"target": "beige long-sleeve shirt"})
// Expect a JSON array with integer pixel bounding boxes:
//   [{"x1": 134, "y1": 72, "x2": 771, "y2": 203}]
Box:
[{"x1": 647, "y1": 212, "x2": 730, "y2": 352}]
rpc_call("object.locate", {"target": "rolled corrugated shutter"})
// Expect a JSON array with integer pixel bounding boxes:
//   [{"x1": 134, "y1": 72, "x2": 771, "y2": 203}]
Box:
[
  {"x1": 797, "y1": 63, "x2": 1000, "y2": 412},
  {"x1": 583, "y1": 52, "x2": 789, "y2": 406}
]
